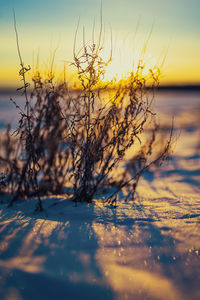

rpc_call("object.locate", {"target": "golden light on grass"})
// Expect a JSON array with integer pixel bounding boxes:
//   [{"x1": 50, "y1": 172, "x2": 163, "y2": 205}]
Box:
[{"x1": 102, "y1": 38, "x2": 158, "y2": 82}]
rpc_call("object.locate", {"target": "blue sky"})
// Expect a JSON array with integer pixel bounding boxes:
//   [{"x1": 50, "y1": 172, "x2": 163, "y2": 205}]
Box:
[
  {"x1": 0, "y1": 0, "x2": 200, "y2": 86},
  {"x1": 1, "y1": 0, "x2": 200, "y2": 34}
]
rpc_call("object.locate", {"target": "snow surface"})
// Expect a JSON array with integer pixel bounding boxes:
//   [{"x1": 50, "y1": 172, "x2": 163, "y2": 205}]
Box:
[{"x1": 0, "y1": 91, "x2": 200, "y2": 300}]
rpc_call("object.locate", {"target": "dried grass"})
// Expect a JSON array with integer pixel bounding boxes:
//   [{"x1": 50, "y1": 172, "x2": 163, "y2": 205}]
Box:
[{"x1": 0, "y1": 16, "x2": 173, "y2": 210}]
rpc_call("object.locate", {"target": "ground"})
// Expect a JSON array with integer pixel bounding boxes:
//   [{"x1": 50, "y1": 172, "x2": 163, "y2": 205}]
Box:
[{"x1": 0, "y1": 90, "x2": 200, "y2": 300}]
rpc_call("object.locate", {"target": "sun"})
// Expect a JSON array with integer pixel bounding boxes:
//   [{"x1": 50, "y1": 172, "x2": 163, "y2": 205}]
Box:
[{"x1": 101, "y1": 37, "x2": 158, "y2": 82}]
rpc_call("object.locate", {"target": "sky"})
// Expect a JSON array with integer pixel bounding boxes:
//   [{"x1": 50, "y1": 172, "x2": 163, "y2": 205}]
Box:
[{"x1": 0, "y1": 0, "x2": 200, "y2": 88}]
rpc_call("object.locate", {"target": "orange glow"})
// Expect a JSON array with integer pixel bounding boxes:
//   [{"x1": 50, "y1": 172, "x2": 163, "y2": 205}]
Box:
[
  {"x1": 102, "y1": 38, "x2": 159, "y2": 82},
  {"x1": 0, "y1": 28, "x2": 200, "y2": 88}
]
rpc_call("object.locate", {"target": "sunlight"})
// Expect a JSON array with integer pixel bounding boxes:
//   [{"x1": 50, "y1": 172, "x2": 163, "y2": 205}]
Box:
[
  {"x1": 92, "y1": 222, "x2": 186, "y2": 300},
  {"x1": 102, "y1": 38, "x2": 157, "y2": 82}
]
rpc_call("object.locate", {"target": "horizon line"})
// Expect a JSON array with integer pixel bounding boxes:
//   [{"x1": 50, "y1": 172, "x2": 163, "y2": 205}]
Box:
[{"x1": 1, "y1": 84, "x2": 200, "y2": 94}]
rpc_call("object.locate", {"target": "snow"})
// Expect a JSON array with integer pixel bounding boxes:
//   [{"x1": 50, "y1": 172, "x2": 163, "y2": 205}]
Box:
[{"x1": 0, "y1": 91, "x2": 200, "y2": 300}]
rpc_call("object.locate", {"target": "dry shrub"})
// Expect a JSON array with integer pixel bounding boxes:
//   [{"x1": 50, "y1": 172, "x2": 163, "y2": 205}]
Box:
[{"x1": 0, "y1": 18, "x2": 173, "y2": 210}]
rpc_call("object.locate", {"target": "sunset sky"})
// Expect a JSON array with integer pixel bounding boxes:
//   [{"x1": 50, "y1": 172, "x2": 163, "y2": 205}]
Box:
[{"x1": 0, "y1": 0, "x2": 200, "y2": 88}]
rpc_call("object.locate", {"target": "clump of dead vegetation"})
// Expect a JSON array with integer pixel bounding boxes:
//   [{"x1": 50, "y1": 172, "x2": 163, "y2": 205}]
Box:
[{"x1": 0, "y1": 15, "x2": 173, "y2": 210}]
